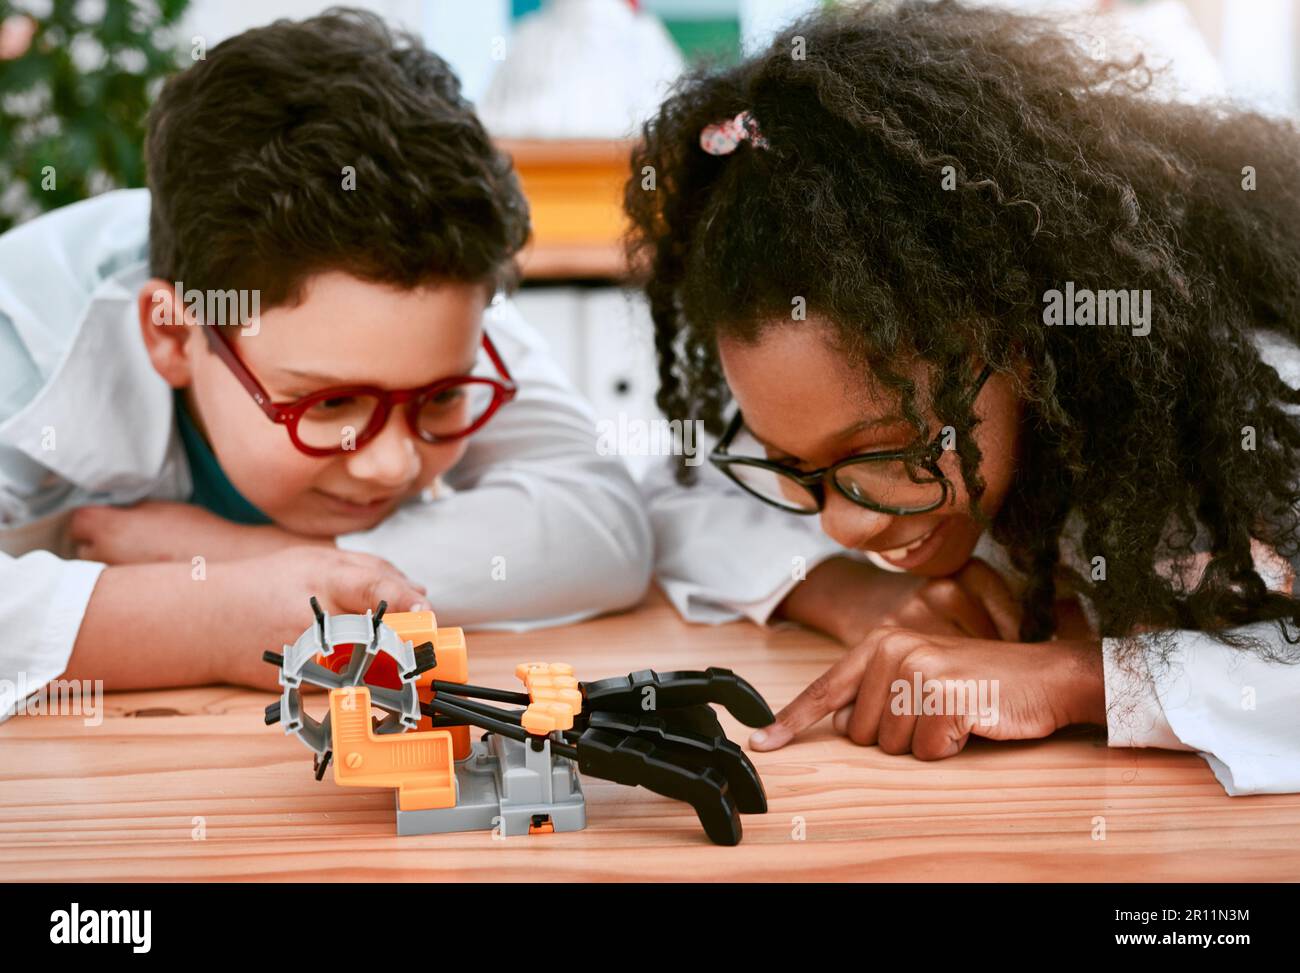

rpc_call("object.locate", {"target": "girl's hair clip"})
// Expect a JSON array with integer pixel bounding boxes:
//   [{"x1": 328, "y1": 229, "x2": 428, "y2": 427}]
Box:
[{"x1": 700, "y1": 110, "x2": 769, "y2": 156}]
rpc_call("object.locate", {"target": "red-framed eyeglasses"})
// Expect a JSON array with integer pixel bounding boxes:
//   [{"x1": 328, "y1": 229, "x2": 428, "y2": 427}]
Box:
[{"x1": 202, "y1": 325, "x2": 518, "y2": 457}]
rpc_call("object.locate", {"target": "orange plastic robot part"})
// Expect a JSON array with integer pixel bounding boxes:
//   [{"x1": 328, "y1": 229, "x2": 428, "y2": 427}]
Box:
[
  {"x1": 515, "y1": 662, "x2": 583, "y2": 735},
  {"x1": 385, "y1": 611, "x2": 468, "y2": 684},
  {"x1": 395, "y1": 612, "x2": 472, "y2": 760},
  {"x1": 328, "y1": 686, "x2": 456, "y2": 812}
]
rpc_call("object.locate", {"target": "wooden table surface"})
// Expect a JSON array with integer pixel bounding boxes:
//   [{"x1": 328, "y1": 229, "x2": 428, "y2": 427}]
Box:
[{"x1": 3, "y1": 591, "x2": 1298, "y2": 882}]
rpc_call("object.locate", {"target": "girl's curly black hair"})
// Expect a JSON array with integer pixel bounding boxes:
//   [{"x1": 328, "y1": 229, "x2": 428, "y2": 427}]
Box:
[{"x1": 625, "y1": 0, "x2": 1300, "y2": 656}]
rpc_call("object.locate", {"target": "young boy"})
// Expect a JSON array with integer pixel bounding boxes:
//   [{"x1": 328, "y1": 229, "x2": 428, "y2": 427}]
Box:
[{"x1": 0, "y1": 9, "x2": 651, "y2": 717}]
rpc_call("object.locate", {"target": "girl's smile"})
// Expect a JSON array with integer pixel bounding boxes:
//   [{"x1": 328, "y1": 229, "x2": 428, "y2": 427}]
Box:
[{"x1": 871, "y1": 520, "x2": 946, "y2": 569}]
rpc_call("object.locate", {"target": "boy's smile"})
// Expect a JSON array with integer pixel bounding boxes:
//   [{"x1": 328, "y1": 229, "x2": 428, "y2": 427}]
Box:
[
  {"x1": 718, "y1": 320, "x2": 1023, "y2": 577},
  {"x1": 138, "y1": 271, "x2": 492, "y2": 536}
]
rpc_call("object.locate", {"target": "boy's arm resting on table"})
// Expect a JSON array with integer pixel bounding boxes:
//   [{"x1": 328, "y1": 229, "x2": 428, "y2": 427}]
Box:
[
  {"x1": 0, "y1": 553, "x2": 244, "y2": 719},
  {"x1": 1, "y1": 546, "x2": 431, "y2": 722},
  {"x1": 335, "y1": 303, "x2": 653, "y2": 629},
  {"x1": 57, "y1": 562, "x2": 228, "y2": 692},
  {"x1": 1103, "y1": 621, "x2": 1300, "y2": 795}
]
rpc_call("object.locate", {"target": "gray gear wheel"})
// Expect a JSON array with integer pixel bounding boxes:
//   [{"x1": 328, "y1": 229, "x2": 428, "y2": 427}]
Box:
[{"x1": 274, "y1": 598, "x2": 425, "y2": 757}]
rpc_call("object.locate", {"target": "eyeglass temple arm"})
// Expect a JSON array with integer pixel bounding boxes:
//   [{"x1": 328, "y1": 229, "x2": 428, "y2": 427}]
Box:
[
  {"x1": 711, "y1": 411, "x2": 745, "y2": 457},
  {"x1": 481, "y1": 332, "x2": 515, "y2": 389},
  {"x1": 202, "y1": 324, "x2": 283, "y2": 421}
]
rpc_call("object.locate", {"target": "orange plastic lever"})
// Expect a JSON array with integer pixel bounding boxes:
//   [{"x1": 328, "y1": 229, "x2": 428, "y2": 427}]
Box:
[{"x1": 328, "y1": 686, "x2": 456, "y2": 811}]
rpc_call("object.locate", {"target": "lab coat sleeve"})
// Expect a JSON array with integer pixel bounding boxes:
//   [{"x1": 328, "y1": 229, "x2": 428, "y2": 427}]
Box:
[
  {"x1": 1099, "y1": 329, "x2": 1300, "y2": 792},
  {"x1": 1103, "y1": 622, "x2": 1300, "y2": 794},
  {"x1": 334, "y1": 301, "x2": 652, "y2": 630},
  {"x1": 642, "y1": 450, "x2": 848, "y2": 625},
  {"x1": 0, "y1": 551, "x2": 105, "y2": 723}
]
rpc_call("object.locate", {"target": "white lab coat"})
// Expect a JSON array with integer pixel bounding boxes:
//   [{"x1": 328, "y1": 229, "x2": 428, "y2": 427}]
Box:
[
  {"x1": 644, "y1": 331, "x2": 1300, "y2": 796},
  {"x1": 0, "y1": 190, "x2": 653, "y2": 721}
]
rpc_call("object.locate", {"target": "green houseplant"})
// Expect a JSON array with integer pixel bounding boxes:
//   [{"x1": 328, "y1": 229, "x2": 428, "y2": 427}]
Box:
[{"x1": 0, "y1": 0, "x2": 190, "y2": 232}]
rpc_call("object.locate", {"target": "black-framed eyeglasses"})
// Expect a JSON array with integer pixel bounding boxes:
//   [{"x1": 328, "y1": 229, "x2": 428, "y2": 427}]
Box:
[{"x1": 709, "y1": 365, "x2": 993, "y2": 516}]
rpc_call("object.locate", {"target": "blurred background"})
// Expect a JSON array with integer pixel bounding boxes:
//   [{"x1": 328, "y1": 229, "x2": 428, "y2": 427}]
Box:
[{"x1": 2, "y1": 0, "x2": 1299, "y2": 476}]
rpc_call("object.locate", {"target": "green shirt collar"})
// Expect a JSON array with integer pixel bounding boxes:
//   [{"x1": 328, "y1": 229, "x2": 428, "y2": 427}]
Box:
[{"x1": 173, "y1": 390, "x2": 272, "y2": 526}]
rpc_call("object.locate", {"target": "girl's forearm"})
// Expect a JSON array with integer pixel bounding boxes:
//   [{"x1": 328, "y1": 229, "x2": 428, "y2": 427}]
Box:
[{"x1": 1055, "y1": 636, "x2": 1107, "y2": 725}]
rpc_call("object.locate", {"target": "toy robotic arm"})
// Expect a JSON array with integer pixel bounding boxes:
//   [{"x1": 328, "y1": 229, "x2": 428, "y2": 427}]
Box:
[
  {"x1": 425, "y1": 666, "x2": 772, "y2": 845},
  {"x1": 264, "y1": 599, "x2": 774, "y2": 845}
]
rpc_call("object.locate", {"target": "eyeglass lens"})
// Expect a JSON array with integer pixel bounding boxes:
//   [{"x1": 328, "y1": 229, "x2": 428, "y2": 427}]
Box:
[
  {"x1": 293, "y1": 382, "x2": 497, "y2": 450},
  {"x1": 723, "y1": 424, "x2": 945, "y2": 512}
]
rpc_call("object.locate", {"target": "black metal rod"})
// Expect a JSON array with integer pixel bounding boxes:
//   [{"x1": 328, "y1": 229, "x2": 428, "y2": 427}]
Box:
[
  {"x1": 413, "y1": 706, "x2": 473, "y2": 729},
  {"x1": 433, "y1": 694, "x2": 524, "y2": 725},
  {"x1": 427, "y1": 696, "x2": 530, "y2": 743},
  {"x1": 432, "y1": 681, "x2": 530, "y2": 705},
  {"x1": 425, "y1": 697, "x2": 579, "y2": 761}
]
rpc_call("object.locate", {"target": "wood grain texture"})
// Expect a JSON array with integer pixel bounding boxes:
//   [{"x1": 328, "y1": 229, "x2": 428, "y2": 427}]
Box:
[{"x1": 2, "y1": 590, "x2": 1297, "y2": 882}]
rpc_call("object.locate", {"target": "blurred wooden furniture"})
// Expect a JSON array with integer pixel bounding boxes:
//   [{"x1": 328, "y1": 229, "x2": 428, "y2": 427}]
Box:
[
  {"x1": 495, "y1": 139, "x2": 660, "y2": 474},
  {"x1": 3, "y1": 589, "x2": 1299, "y2": 881},
  {"x1": 499, "y1": 138, "x2": 635, "y2": 280}
]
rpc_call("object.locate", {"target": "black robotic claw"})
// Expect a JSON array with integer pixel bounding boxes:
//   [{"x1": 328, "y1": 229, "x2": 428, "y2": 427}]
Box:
[
  {"x1": 429, "y1": 668, "x2": 775, "y2": 843},
  {"x1": 578, "y1": 667, "x2": 776, "y2": 729},
  {"x1": 576, "y1": 727, "x2": 745, "y2": 846},
  {"x1": 568, "y1": 674, "x2": 773, "y2": 844},
  {"x1": 584, "y1": 707, "x2": 767, "y2": 814}
]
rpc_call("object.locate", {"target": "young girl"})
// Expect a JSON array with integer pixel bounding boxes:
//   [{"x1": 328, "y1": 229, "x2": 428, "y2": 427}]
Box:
[{"x1": 628, "y1": 0, "x2": 1300, "y2": 793}]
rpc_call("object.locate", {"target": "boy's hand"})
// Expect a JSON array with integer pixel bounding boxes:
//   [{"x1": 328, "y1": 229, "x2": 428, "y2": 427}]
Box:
[
  {"x1": 210, "y1": 547, "x2": 431, "y2": 690},
  {"x1": 69, "y1": 501, "x2": 327, "y2": 564},
  {"x1": 749, "y1": 627, "x2": 1105, "y2": 757}
]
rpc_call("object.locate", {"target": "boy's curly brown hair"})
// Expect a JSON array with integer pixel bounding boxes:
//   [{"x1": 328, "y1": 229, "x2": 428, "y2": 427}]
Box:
[
  {"x1": 146, "y1": 6, "x2": 529, "y2": 311},
  {"x1": 625, "y1": 0, "x2": 1300, "y2": 654}
]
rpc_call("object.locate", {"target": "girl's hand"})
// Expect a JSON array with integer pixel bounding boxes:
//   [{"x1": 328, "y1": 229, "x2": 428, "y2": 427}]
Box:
[
  {"x1": 880, "y1": 558, "x2": 1024, "y2": 640},
  {"x1": 749, "y1": 626, "x2": 1105, "y2": 757},
  {"x1": 69, "y1": 501, "x2": 328, "y2": 564},
  {"x1": 775, "y1": 556, "x2": 1023, "y2": 646}
]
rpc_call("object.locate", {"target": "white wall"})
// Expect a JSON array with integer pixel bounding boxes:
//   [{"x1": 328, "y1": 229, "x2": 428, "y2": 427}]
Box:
[{"x1": 179, "y1": 0, "x2": 510, "y2": 102}]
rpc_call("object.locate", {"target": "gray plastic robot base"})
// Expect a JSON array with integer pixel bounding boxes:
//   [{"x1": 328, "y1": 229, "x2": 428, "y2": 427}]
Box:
[{"x1": 396, "y1": 733, "x2": 586, "y2": 836}]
